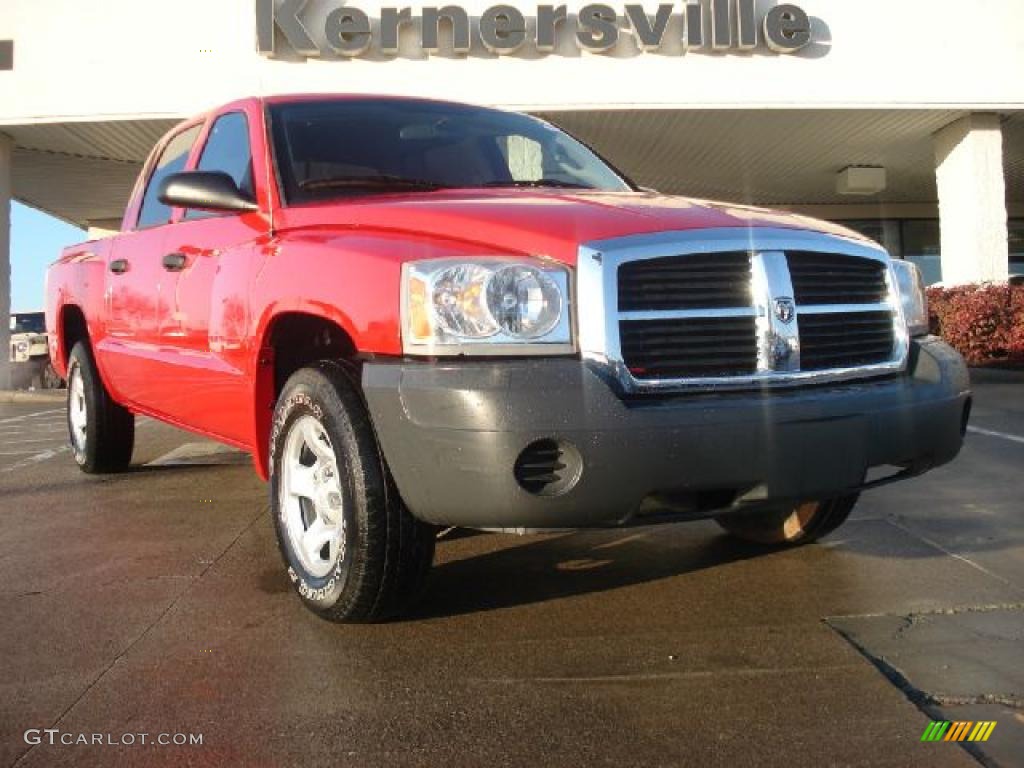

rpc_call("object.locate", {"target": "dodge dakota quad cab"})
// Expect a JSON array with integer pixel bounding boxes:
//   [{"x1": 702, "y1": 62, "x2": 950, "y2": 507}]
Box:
[{"x1": 46, "y1": 95, "x2": 971, "y2": 622}]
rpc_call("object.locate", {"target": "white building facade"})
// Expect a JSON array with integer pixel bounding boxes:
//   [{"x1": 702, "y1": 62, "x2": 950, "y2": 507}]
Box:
[{"x1": 1, "y1": 0, "x2": 1022, "y2": 384}]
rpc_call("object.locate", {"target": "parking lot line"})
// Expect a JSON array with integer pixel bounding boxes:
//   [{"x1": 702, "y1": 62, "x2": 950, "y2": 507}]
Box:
[
  {"x1": 967, "y1": 426, "x2": 1024, "y2": 446},
  {"x1": 0, "y1": 436, "x2": 69, "y2": 445},
  {"x1": 0, "y1": 446, "x2": 69, "y2": 473},
  {"x1": 0, "y1": 430, "x2": 66, "y2": 437},
  {"x1": 0, "y1": 408, "x2": 63, "y2": 425}
]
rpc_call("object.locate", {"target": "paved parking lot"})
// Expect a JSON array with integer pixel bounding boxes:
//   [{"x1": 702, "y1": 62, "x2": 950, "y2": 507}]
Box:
[
  {"x1": 0, "y1": 405, "x2": 67, "y2": 472},
  {"x1": 1, "y1": 371, "x2": 1022, "y2": 768}
]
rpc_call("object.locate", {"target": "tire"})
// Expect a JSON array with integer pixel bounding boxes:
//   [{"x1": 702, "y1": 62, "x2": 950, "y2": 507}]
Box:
[
  {"x1": 66, "y1": 341, "x2": 135, "y2": 473},
  {"x1": 270, "y1": 361, "x2": 435, "y2": 623},
  {"x1": 714, "y1": 495, "x2": 859, "y2": 546}
]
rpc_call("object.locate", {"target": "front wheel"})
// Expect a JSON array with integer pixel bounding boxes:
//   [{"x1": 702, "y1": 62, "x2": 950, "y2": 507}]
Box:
[
  {"x1": 270, "y1": 362, "x2": 435, "y2": 623},
  {"x1": 66, "y1": 342, "x2": 134, "y2": 473},
  {"x1": 714, "y1": 495, "x2": 859, "y2": 546}
]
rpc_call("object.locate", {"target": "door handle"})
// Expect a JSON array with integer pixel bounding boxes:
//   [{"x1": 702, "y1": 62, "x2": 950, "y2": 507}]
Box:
[
  {"x1": 109, "y1": 259, "x2": 129, "y2": 275},
  {"x1": 162, "y1": 253, "x2": 188, "y2": 272}
]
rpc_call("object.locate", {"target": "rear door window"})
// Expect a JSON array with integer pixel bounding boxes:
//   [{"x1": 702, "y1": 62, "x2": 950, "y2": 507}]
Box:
[{"x1": 136, "y1": 125, "x2": 203, "y2": 229}]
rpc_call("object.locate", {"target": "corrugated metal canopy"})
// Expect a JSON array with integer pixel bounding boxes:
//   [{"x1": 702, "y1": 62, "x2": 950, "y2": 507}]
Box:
[
  {"x1": 8, "y1": 119, "x2": 176, "y2": 164},
  {"x1": 6, "y1": 119, "x2": 177, "y2": 226},
  {"x1": 539, "y1": 109, "x2": 1020, "y2": 204},
  {"x1": 4, "y1": 110, "x2": 1023, "y2": 228}
]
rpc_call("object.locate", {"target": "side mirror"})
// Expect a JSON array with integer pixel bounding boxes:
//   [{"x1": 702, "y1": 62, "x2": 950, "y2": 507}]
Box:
[{"x1": 158, "y1": 171, "x2": 258, "y2": 214}]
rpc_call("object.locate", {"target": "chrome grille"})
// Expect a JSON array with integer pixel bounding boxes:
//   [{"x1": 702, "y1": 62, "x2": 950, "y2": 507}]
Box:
[
  {"x1": 620, "y1": 316, "x2": 758, "y2": 378},
  {"x1": 799, "y1": 311, "x2": 895, "y2": 370},
  {"x1": 577, "y1": 227, "x2": 909, "y2": 393},
  {"x1": 787, "y1": 251, "x2": 889, "y2": 305},
  {"x1": 618, "y1": 251, "x2": 752, "y2": 311}
]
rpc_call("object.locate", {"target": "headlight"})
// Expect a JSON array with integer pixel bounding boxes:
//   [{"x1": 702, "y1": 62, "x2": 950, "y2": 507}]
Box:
[
  {"x1": 402, "y1": 258, "x2": 573, "y2": 355},
  {"x1": 890, "y1": 260, "x2": 929, "y2": 337},
  {"x1": 15, "y1": 341, "x2": 29, "y2": 354}
]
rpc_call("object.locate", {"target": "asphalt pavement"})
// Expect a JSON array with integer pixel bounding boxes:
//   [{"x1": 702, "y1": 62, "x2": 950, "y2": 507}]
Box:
[{"x1": 1, "y1": 371, "x2": 1022, "y2": 768}]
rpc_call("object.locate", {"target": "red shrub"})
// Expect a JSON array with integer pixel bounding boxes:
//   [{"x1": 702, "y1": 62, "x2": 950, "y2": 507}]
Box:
[
  {"x1": 1011, "y1": 287, "x2": 1024, "y2": 354},
  {"x1": 927, "y1": 284, "x2": 1024, "y2": 365}
]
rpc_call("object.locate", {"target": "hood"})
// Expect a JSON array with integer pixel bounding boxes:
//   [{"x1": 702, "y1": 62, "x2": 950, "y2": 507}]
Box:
[{"x1": 279, "y1": 190, "x2": 872, "y2": 265}]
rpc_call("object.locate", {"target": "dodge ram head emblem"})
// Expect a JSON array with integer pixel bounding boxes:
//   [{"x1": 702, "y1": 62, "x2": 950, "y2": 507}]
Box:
[{"x1": 774, "y1": 298, "x2": 796, "y2": 324}]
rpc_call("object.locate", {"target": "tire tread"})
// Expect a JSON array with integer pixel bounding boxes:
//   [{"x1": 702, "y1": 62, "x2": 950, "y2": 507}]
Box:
[
  {"x1": 273, "y1": 361, "x2": 434, "y2": 623},
  {"x1": 68, "y1": 341, "x2": 134, "y2": 474}
]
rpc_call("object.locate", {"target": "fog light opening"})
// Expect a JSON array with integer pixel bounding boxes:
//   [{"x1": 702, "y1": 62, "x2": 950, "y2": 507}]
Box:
[
  {"x1": 513, "y1": 439, "x2": 583, "y2": 497},
  {"x1": 961, "y1": 398, "x2": 973, "y2": 438}
]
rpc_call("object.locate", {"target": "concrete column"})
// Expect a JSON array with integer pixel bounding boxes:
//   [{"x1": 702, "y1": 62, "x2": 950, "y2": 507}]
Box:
[
  {"x1": 0, "y1": 133, "x2": 12, "y2": 390},
  {"x1": 933, "y1": 114, "x2": 1009, "y2": 286}
]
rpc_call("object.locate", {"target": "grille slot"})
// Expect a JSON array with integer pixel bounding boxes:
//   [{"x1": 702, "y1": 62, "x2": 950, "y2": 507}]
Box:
[
  {"x1": 620, "y1": 317, "x2": 758, "y2": 378},
  {"x1": 513, "y1": 439, "x2": 581, "y2": 497},
  {"x1": 786, "y1": 252, "x2": 889, "y2": 306},
  {"x1": 618, "y1": 252, "x2": 752, "y2": 311},
  {"x1": 799, "y1": 311, "x2": 895, "y2": 370}
]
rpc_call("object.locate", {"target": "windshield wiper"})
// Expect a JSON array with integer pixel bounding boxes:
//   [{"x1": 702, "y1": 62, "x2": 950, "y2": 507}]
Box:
[
  {"x1": 298, "y1": 175, "x2": 452, "y2": 192},
  {"x1": 482, "y1": 179, "x2": 595, "y2": 190}
]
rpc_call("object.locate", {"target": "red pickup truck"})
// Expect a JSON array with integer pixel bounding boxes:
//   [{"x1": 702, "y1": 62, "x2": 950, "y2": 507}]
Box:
[{"x1": 47, "y1": 95, "x2": 970, "y2": 622}]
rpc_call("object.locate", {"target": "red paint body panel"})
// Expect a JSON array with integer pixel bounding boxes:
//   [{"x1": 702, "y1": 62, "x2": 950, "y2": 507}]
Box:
[
  {"x1": 273, "y1": 190, "x2": 864, "y2": 269},
  {"x1": 45, "y1": 95, "x2": 869, "y2": 478}
]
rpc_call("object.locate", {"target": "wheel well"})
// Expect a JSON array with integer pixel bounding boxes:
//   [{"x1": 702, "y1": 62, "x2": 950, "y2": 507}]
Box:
[
  {"x1": 60, "y1": 305, "x2": 89, "y2": 364},
  {"x1": 266, "y1": 313, "x2": 358, "y2": 398},
  {"x1": 252, "y1": 313, "x2": 359, "y2": 481}
]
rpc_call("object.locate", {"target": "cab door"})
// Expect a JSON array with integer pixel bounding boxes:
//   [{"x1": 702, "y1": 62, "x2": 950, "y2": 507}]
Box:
[
  {"x1": 99, "y1": 123, "x2": 203, "y2": 408},
  {"x1": 157, "y1": 109, "x2": 271, "y2": 444}
]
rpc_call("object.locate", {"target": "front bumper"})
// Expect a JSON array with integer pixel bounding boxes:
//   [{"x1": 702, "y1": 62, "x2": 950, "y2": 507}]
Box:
[{"x1": 362, "y1": 337, "x2": 971, "y2": 530}]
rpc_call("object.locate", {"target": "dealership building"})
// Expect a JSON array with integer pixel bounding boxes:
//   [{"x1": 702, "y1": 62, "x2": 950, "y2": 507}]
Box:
[{"x1": 0, "y1": 0, "x2": 1022, "y2": 385}]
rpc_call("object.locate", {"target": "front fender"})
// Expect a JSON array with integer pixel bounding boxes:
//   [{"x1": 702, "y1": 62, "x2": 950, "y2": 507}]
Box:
[
  {"x1": 249, "y1": 233, "x2": 409, "y2": 357},
  {"x1": 249, "y1": 226, "x2": 517, "y2": 359},
  {"x1": 246, "y1": 228, "x2": 509, "y2": 479}
]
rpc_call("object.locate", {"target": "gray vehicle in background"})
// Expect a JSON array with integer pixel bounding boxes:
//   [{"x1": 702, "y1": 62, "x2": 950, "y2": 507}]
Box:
[{"x1": 9, "y1": 312, "x2": 62, "y2": 389}]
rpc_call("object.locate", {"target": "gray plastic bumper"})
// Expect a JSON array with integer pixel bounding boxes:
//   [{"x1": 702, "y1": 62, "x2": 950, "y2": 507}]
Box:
[{"x1": 362, "y1": 337, "x2": 971, "y2": 529}]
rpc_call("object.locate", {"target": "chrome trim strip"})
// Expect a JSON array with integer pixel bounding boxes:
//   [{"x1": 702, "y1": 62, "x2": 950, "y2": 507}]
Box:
[
  {"x1": 585, "y1": 226, "x2": 889, "y2": 264},
  {"x1": 577, "y1": 227, "x2": 908, "y2": 393},
  {"x1": 798, "y1": 303, "x2": 893, "y2": 315},
  {"x1": 618, "y1": 307, "x2": 758, "y2": 322}
]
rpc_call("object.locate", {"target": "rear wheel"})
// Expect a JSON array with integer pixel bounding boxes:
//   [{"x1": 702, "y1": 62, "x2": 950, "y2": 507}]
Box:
[
  {"x1": 66, "y1": 342, "x2": 134, "y2": 473},
  {"x1": 714, "y1": 495, "x2": 859, "y2": 546},
  {"x1": 270, "y1": 361, "x2": 435, "y2": 623}
]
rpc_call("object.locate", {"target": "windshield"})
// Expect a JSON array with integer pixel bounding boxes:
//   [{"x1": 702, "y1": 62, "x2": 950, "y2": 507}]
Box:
[
  {"x1": 269, "y1": 99, "x2": 633, "y2": 204},
  {"x1": 11, "y1": 313, "x2": 45, "y2": 334}
]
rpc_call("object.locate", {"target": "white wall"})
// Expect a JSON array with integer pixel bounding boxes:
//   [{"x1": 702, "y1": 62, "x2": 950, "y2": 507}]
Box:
[
  {"x1": 0, "y1": 134, "x2": 11, "y2": 389},
  {"x1": 1, "y1": 0, "x2": 1023, "y2": 124}
]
